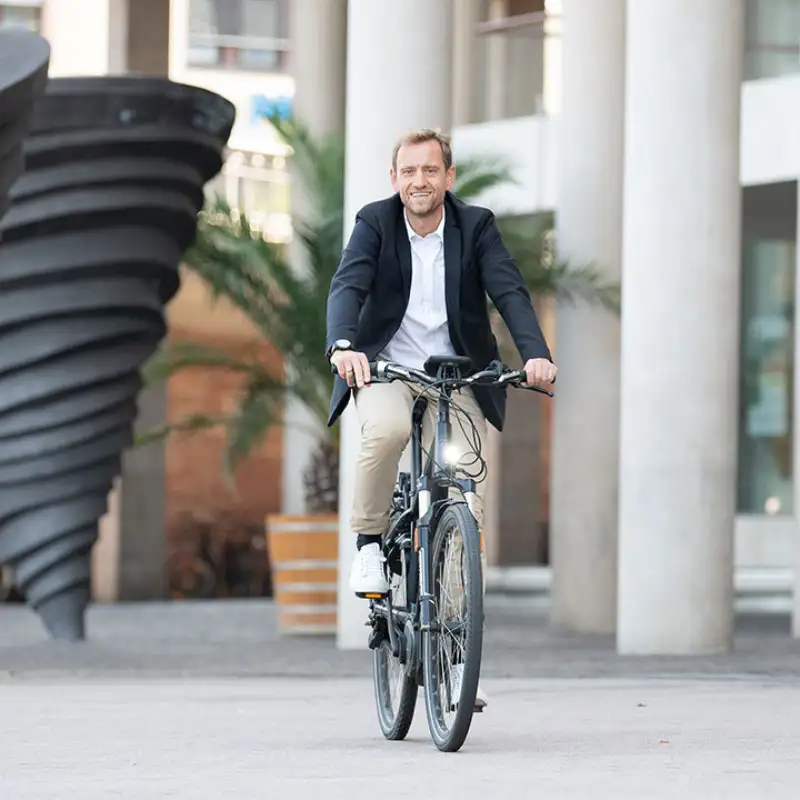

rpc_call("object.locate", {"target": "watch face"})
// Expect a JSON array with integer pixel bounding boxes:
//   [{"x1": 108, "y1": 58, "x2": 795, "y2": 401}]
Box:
[{"x1": 335, "y1": 339, "x2": 351, "y2": 349}]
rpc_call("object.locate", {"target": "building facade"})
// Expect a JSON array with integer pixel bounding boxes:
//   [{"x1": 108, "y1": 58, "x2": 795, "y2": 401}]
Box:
[
  {"x1": 316, "y1": 0, "x2": 800, "y2": 654},
  {"x1": 9, "y1": 0, "x2": 800, "y2": 653}
]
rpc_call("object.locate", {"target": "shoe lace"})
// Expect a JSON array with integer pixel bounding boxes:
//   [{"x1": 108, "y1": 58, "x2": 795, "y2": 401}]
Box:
[{"x1": 359, "y1": 547, "x2": 383, "y2": 575}]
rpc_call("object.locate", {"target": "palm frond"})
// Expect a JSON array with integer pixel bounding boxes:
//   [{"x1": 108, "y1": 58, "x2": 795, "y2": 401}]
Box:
[
  {"x1": 223, "y1": 375, "x2": 285, "y2": 475},
  {"x1": 452, "y1": 154, "x2": 518, "y2": 200},
  {"x1": 497, "y1": 214, "x2": 621, "y2": 314},
  {"x1": 141, "y1": 340, "x2": 273, "y2": 384},
  {"x1": 133, "y1": 412, "x2": 234, "y2": 448}
]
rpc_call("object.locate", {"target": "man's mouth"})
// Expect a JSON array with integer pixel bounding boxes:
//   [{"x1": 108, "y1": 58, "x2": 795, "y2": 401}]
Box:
[{"x1": 411, "y1": 192, "x2": 430, "y2": 199}]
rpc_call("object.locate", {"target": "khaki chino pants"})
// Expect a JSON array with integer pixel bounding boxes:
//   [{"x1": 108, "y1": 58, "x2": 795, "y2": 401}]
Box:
[{"x1": 350, "y1": 380, "x2": 488, "y2": 538}]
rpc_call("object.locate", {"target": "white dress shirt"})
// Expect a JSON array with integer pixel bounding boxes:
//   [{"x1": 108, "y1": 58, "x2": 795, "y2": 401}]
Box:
[{"x1": 382, "y1": 207, "x2": 457, "y2": 371}]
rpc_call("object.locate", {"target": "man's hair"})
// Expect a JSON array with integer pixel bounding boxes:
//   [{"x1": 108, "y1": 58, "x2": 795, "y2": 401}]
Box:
[{"x1": 391, "y1": 128, "x2": 453, "y2": 171}]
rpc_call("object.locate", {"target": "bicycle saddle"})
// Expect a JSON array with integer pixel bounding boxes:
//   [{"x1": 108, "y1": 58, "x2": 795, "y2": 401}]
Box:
[{"x1": 423, "y1": 354, "x2": 474, "y2": 377}]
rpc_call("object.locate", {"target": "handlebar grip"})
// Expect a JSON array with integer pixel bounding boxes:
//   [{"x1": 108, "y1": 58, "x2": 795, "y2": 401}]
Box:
[{"x1": 328, "y1": 358, "x2": 383, "y2": 380}]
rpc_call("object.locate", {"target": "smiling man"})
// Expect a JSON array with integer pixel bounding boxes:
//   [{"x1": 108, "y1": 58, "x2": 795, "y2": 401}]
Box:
[{"x1": 325, "y1": 129, "x2": 555, "y2": 640}]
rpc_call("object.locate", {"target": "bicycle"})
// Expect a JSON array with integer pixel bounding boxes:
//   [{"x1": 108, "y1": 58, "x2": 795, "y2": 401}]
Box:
[{"x1": 334, "y1": 353, "x2": 553, "y2": 752}]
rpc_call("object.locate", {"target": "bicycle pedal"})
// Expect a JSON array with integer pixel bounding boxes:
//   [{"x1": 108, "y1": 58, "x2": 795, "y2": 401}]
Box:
[{"x1": 356, "y1": 591, "x2": 386, "y2": 600}]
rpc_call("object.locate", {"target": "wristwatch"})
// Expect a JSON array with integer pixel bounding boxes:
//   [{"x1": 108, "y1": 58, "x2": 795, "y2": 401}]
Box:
[{"x1": 326, "y1": 338, "x2": 352, "y2": 360}]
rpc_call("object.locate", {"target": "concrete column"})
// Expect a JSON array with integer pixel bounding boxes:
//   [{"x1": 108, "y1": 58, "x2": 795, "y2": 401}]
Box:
[
  {"x1": 485, "y1": 0, "x2": 508, "y2": 121},
  {"x1": 42, "y1": 0, "x2": 128, "y2": 76},
  {"x1": 617, "y1": 0, "x2": 744, "y2": 655},
  {"x1": 337, "y1": 0, "x2": 453, "y2": 649},
  {"x1": 289, "y1": 0, "x2": 347, "y2": 137},
  {"x1": 452, "y1": 0, "x2": 481, "y2": 126},
  {"x1": 282, "y1": 0, "x2": 347, "y2": 514},
  {"x1": 482, "y1": 426, "x2": 502, "y2": 567},
  {"x1": 790, "y1": 185, "x2": 800, "y2": 638},
  {"x1": 549, "y1": 0, "x2": 625, "y2": 634}
]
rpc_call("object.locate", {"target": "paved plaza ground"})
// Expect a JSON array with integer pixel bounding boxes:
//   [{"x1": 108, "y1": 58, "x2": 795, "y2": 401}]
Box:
[{"x1": 2, "y1": 597, "x2": 800, "y2": 797}]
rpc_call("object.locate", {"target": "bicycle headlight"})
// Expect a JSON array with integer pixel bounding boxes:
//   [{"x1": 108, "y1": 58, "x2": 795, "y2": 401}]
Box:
[{"x1": 443, "y1": 443, "x2": 461, "y2": 465}]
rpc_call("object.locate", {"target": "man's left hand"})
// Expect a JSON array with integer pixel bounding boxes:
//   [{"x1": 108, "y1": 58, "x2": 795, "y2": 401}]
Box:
[{"x1": 523, "y1": 358, "x2": 557, "y2": 388}]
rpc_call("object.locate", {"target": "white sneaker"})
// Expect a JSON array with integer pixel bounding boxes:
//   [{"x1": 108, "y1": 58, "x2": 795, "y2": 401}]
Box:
[{"x1": 348, "y1": 543, "x2": 389, "y2": 596}]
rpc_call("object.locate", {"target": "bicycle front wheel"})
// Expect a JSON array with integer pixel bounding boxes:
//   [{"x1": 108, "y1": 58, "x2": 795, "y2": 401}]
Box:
[{"x1": 422, "y1": 501, "x2": 484, "y2": 752}]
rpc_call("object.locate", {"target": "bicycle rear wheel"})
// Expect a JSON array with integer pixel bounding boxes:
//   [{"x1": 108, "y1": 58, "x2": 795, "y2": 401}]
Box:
[
  {"x1": 372, "y1": 564, "x2": 418, "y2": 740},
  {"x1": 373, "y1": 628, "x2": 418, "y2": 740},
  {"x1": 422, "y1": 501, "x2": 484, "y2": 752}
]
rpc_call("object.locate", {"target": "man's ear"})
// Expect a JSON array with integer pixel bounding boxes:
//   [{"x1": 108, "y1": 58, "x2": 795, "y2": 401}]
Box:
[
  {"x1": 446, "y1": 165, "x2": 456, "y2": 190},
  {"x1": 390, "y1": 167, "x2": 399, "y2": 192}
]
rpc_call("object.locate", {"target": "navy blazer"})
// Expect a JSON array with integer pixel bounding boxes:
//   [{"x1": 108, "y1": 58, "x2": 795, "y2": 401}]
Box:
[{"x1": 325, "y1": 191, "x2": 552, "y2": 431}]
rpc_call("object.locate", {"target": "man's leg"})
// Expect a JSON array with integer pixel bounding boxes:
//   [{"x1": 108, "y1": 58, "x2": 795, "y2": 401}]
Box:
[{"x1": 348, "y1": 381, "x2": 414, "y2": 595}]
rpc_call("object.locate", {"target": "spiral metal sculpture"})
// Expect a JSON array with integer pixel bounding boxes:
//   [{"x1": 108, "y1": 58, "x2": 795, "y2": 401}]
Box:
[
  {"x1": 0, "y1": 76, "x2": 235, "y2": 639},
  {"x1": 0, "y1": 30, "x2": 50, "y2": 232}
]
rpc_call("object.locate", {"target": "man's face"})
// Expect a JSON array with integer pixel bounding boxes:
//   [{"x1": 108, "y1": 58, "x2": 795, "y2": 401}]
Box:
[{"x1": 390, "y1": 140, "x2": 455, "y2": 217}]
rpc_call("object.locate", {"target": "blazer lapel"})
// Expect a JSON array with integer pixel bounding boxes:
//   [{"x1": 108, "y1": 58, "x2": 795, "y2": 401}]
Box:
[
  {"x1": 395, "y1": 213, "x2": 412, "y2": 303},
  {"x1": 444, "y1": 212, "x2": 462, "y2": 343}
]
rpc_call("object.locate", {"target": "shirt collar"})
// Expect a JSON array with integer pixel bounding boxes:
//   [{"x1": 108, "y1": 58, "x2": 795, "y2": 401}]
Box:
[{"x1": 404, "y1": 205, "x2": 445, "y2": 241}]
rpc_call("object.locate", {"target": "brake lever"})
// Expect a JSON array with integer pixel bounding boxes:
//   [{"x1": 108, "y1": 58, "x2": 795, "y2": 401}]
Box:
[{"x1": 522, "y1": 384, "x2": 554, "y2": 398}]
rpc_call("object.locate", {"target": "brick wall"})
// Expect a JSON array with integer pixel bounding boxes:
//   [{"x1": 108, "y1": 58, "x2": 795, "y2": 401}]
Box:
[{"x1": 164, "y1": 326, "x2": 284, "y2": 597}]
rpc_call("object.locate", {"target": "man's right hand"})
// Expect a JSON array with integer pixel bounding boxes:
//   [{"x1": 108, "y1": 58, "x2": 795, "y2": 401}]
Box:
[{"x1": 330, "y1": 349, "x2": 371, "y2": 388}]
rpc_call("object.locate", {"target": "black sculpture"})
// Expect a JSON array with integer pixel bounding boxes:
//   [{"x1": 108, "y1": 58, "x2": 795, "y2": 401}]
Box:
[
  {"x1": 0, "y1": 76, "x2": 235, "y2": 639},
  {"x1": 0, "y1": 30, "x2": 50, "y2": 231}
]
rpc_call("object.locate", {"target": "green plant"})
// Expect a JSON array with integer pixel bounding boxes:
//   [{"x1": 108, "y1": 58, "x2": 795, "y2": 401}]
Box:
[{"x1": 139, "y1": 113, "x2": 620, "y2": 511}]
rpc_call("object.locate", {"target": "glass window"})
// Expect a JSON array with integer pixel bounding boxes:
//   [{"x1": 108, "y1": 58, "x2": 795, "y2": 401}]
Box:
[
  {"x1": 239, "y1": 175, "x2": 290, "y2": 217},
  {"x1": 187, "y1": 0, "x2": 289, "y2": 72},
  {"x1": 737, "y1": 237, "x2": 795, "y2": 515},
  {"x1": 203, "y1": 150, "x2": 292, "y2": 243},
  {"x1": 745, "y1": 0, "x2": 800, "y2": 81},
  {"x1": 0, "y1": 2, "x2": 42, "y2": 31}
]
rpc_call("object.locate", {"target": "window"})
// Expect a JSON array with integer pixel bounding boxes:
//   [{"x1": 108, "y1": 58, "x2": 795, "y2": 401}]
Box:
[
  {"x1": 203, "y1": 150, "x2": 292, "y2": 244},
  {"x1": 0, "y1": 1, "x2": 42, "y2": 31},
  {"x1": 737, "y1": 236, "x2": 795, "y2": 516},
  {"x1": 188, "y1": 0, "x2": 289, "y2": 72},
  {"x1": 744, "y1": 0, "x2": 800, "y2": 81}
]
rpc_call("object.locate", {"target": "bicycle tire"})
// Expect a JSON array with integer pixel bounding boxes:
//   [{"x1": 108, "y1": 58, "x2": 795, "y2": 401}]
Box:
[
  {"x1": 422, "y1": 500, "x2": 484, "y2": 752},
  {"x1": 373, "y1": 634, "x2": 418, "y2": 740}
]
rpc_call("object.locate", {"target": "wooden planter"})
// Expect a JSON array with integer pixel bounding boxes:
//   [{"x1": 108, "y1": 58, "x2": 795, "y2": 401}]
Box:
[{"x1": 265, "y1": 513, "x2": 338, "y2": 636}]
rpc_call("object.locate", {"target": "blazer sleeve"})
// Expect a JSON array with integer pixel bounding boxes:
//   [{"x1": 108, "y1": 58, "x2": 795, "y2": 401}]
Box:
[
  {"x1": 325, "y1": 211, "x2": 380, "y2": 353},
  {"x1": 476, "y1": 213, "x2": 553, "y2": 364}
]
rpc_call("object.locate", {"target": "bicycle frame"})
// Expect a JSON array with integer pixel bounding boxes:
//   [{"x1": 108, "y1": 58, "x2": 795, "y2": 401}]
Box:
[
  {"x1": 368, "y1": 360, "x2": 480, "y2": 667},
  {"x1": 359, "y1": 356, "x2": 553, "y2": 663},
  {"x1": 412, "y1": 364, "x2": 478, "y2": 635}
]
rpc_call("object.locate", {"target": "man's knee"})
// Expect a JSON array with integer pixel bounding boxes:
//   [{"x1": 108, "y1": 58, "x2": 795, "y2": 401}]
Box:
[{"x1": 360, "y1": 416, "x2": 410, "y2": 457}]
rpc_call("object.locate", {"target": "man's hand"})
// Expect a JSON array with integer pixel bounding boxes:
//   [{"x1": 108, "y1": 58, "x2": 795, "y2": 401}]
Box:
[
  {"x1": 331, "y1": 349, "x2": 372, "y2": 388},
  {"x1": 523, "y1": 357, "x2": 557, "y2": 388}
]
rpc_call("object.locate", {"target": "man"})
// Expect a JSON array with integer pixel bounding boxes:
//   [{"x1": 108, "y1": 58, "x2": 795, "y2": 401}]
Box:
[{"x1": 325, "y1": 129, "x2": 555, "y2": 666}]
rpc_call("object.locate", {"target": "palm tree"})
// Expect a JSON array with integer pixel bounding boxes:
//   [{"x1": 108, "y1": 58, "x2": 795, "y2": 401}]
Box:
[{"x1": 138, "y1": 113, "x2": 619, "y2": 512}]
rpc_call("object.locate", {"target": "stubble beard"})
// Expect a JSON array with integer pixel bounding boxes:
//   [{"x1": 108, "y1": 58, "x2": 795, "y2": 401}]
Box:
[{"x1": 403, "y1": 188, "x2": 443, "y2": 220}]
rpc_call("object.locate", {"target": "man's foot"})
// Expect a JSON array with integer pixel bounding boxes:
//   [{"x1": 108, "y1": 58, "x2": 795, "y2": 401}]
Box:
[
  {"x1": 349, "y1": 543, "x2": 389, "y2": 597},
  {"x1": 474, "y1": 685, "x2": 489, "y2": 712},
  {"x1": 449, "y1": 664, "x2": 489, "y2": 712}
]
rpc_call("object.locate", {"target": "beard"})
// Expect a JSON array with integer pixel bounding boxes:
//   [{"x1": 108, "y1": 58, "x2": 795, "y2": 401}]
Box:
[{"x1": 402, "y1": 188, "x2": 443, "y2": 217}]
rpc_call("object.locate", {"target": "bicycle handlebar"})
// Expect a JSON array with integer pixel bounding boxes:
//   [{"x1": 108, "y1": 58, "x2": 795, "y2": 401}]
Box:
[{"x1": 329, "y1": 358, "x2": 554, "y2": 397}]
